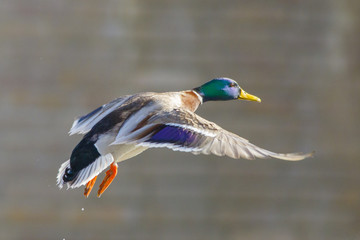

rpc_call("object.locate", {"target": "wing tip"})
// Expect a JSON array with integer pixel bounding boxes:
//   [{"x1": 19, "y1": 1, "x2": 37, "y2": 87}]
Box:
[
  {"x1": 68, "y1": 118, "x2": 80, "y2": 135},
  {"x1": 273, "y1": 150, "x2": 315, "y2": 161}
]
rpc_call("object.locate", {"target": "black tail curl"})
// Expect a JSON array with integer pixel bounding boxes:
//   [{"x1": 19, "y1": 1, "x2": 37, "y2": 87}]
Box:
[
  {"x1": 62, "y1": 167, "x2": 78, "y2": 182},
  {"x1": 64, "y1": 133, "x2": 101, "y2": 183}
]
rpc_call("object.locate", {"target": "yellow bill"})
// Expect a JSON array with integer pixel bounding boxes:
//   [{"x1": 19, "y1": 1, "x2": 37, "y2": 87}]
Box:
[{"x1": 238, "y1": 90, "x2": 261, "y2": 102}]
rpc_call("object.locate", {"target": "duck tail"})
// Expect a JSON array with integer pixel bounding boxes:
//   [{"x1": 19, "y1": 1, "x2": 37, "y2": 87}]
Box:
[
  {"x1": 56, "y1": 159, "x2": 75, "y2": 189},
  {"x1": 56, "y1": 153, "x2": 114, "y2": 190}
]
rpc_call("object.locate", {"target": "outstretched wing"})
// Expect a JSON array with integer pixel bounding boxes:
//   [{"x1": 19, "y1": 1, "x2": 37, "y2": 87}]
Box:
[
  {"x1": 69, "y1": 95, "x2": 131, "y2": 135},
  {"x1": 111, "y1": 109, "x2": 313, "y2": 161}
]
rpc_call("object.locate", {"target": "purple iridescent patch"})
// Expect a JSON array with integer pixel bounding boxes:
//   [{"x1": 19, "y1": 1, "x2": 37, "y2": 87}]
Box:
[{"x1": 149, "y1": 125, "x2": 198, "y2": 146}]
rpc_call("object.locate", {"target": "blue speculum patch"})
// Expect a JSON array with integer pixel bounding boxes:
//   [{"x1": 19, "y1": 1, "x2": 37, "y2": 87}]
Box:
[{"x1": 149, "y1": 125, "x2": 198, "y2": 146}]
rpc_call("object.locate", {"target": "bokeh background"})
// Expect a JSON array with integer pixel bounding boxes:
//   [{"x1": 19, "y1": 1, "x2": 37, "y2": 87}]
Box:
[{"x1": 1, "y1": 0, "x2": 359, "y2": 239}]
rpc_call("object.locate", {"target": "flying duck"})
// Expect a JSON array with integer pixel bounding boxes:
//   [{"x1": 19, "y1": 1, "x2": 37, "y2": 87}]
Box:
[{"x1": 57, "y1": 78, "x2": 312, "y2": 197}]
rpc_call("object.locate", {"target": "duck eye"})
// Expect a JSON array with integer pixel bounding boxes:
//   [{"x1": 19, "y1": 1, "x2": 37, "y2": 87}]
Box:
[{"x1": 229, "y1": 83, "x2": 236, "y2": 87}]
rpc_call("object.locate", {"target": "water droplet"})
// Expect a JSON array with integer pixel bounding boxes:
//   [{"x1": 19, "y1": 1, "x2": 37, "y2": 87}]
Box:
[{"x1": 81, "y1": 208, "x2": 84, "y2": 211}]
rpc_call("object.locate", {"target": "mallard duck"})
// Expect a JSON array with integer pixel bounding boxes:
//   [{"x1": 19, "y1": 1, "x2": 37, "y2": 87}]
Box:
[{"x1": 57, "y1": 77, "x2": 312, "y2": 197}]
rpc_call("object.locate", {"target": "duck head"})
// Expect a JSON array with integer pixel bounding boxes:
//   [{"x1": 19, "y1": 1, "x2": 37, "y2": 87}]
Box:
[{"x1": 193, "y1": 77, "x2": 261, "y2": 103}]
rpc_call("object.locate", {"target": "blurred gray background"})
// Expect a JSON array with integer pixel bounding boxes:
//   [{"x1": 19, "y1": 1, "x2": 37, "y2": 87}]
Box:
[{"x1": 1, "y1": 0, "x2": 359, "y2": 239}]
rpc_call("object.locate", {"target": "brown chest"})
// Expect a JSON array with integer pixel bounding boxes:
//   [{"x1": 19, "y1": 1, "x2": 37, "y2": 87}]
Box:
[{"x1": 180, "y1": 91, "x2": 202, "y2": 112}]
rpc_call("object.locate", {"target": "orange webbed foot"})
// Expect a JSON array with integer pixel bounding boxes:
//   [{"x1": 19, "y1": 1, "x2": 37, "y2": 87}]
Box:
[
  {"x1": 84, "y1": 176, "x2": 97, "y2": 198},
  {"x1": 97, "y1": 162, "x2": 118, "y2": 197}
]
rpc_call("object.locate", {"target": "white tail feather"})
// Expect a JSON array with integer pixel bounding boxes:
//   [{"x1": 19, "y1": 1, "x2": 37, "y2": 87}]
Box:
[
  {"x1": 57, "y1": 159, "x2": 70, "y2": 189},
  {"x1": 56, "y1": 153, "x2": 114, "y2": 189}
]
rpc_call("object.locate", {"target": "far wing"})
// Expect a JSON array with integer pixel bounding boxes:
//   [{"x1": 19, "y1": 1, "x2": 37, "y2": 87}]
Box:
[{"x1": 69, "y1": 95, "x2": 131, "y2": 135}]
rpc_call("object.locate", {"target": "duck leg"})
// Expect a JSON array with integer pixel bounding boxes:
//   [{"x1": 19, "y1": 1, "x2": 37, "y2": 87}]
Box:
[
  {"x1": 97, "y1": 162, "x2": 118, "y2": 197},
  {"x1": 84, "y1": 176, "x2": 97, "y2": 197}
]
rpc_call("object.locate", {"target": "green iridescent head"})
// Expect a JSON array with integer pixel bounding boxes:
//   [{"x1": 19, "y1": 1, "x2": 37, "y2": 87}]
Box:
[{"x1": 193, "y1": 77, "x2": 261, "y2": 103}]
